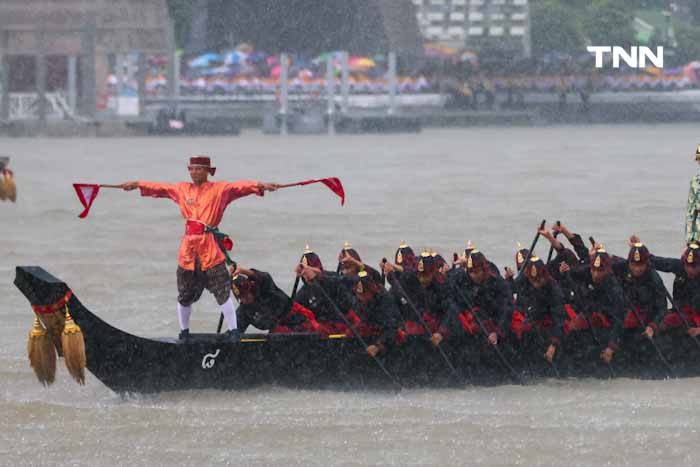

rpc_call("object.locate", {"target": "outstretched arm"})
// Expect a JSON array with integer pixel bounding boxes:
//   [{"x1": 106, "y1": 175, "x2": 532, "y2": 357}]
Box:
[
  {"x1": 222, "y1": 181, "x2": 278, "y2": 204},
  {"x1": 121, "y1": 181, "x2": 180, "y2": 203}
]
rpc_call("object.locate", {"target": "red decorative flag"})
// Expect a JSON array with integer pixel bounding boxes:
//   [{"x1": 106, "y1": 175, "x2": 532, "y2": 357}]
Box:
[
  {"x1": 294, "y1": 177, "x2": 345, "y2": 206},
  {"x1": 73, "y1": 183, "x2": 100, "y2": 218}
]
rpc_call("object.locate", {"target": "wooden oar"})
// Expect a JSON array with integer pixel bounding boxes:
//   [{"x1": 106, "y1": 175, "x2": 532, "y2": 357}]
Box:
[
  {"x1": 518, "y1": 220, "x2": 546, "y2": 276},
  {"x1": 290, "y1": 253, "x2": 306, "y2": 300},
  {"x1": 662, "y1": 286, "x2": 700, "y2": 350},
  {"x1": 520, "y1": 306, "x2": 562, "y2": 379},
  {"x1": 627, "y1": 305, "x2": 675, "y2": 378},
  {"x1": 579, "y1": 311, "x2": 617, "y2": 378},
  {"x1": 314, "y1": 284, "x2": 403, "y2": 390},
  {"x1": 383, "y1": 261, "x2": 460, "y2": 379},
  {"x1": 546, "y1": 221, "x2": 561, "y2": 264}
]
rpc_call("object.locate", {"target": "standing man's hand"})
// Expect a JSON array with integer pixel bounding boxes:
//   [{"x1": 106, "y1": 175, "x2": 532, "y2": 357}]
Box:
[
  {"x1": 121, "y1": 181, "x2": 139, "y2": 191},
  {"x1": 259, "y1": 182, "x2": 279, "y2": 192}
]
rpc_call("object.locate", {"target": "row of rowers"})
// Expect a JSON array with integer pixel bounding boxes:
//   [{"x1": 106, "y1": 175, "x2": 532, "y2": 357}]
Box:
[{"x1": 229, "y1": 221, "x2": 700, "y2": 363}]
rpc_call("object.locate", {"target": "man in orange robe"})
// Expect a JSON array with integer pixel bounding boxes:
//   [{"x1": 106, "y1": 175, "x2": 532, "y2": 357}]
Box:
[{"x1": 120, "y1": 156, "x2": 279, "y2": 342}]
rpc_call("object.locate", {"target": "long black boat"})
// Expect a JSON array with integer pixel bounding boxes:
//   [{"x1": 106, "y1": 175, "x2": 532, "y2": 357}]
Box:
[{"x1": 14, "y1": 266, "x2": 700, "y2": 393}]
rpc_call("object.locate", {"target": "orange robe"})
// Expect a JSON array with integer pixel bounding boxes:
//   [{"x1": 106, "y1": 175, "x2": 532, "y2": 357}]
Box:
[{"x1": 138, "y1": 180, "x2": 263, "y2": 271}]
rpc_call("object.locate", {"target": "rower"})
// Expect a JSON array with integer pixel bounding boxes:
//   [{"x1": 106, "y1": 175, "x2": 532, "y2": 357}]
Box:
[
  {"x1": 382, "y1": 250, "x2": 461, "y2": 345},
  {"x1": 336, "y1": 241, "x2": 382, "y2": 290},
  {"x1": 686, "y1": 145, "x2": 700, "y2": 244},
  {"x1": 384, "y1": 241, "x2": 418, "y2": 273},
  {"x1": 337, "y1": 241, "x2": 363, "y2": 277},
  {"x1": 649, "y1": 242, "x2": 700, "y2": 337},
  {"x1": 511, "y1": 257, "x2": 565, "y2": 363},
  {"x1": 231, "y1": 266, "x2": 320, "y2": 334},
  {"x1": 503, "y1": 242, "x2": 530, "y2": 294},
  {"x1": 612, "y1": 242, "x2": 666, "y2": 339},
  {"x1": 119, "y1": 156, "x2": 279, "y2": 342},
  {"x1": 453, "y1": 249, "x2": 512, "y2": 347},
  {"x1": 551, "y1": 221, "x2": 592, "y2": 264},
  {"x1": 349, "y1": 269, "x2": 402, "y2": 357},
  {"x1": 560, "y1": 247, "x2": 626, "y2": 365},
  {"x1": 294, "y1": 246, "x2": 358, "y2": 335}
]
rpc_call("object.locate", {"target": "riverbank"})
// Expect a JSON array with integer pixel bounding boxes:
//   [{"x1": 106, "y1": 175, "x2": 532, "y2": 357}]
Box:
[{"x1": 3, "y1": 90, "x2": 700, "y2": 136}]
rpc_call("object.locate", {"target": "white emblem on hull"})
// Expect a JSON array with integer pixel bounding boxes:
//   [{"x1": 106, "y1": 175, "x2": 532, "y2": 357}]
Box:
[{"x1": 202, "y1": 349, "x2": 221, "y2": 369}]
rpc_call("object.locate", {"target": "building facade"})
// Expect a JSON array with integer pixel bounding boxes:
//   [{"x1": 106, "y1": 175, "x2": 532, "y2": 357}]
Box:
[{"x1": 412, "y1": 0, "x2": 530, "y2": 57}]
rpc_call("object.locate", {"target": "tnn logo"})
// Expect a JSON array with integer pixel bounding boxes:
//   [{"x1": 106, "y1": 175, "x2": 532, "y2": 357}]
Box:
[{"x1": 586, "y1": 46, "x2": 664, "y2": 69}]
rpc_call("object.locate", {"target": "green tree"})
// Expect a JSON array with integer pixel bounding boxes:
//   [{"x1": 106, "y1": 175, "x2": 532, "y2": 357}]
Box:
[
  {"x1": 674, "y1": 24, "x2": 700, "y2": 63},
  {"x1": 582, "y1": 0, "x2": 636, "y2": 47},
  {"x1": 530, "y1": 0, "x2": 584, "y2": 57}
]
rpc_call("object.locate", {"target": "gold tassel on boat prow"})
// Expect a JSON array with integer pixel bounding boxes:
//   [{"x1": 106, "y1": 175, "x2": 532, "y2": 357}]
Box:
[
  {"x1": 40, "y1": 309, "x2": 66, "y2": 356},
  {"x1": 5, "y1": 171, "x2": 16, "y2": 203},
  {"x1": 61, "y1": 306, "x2": 86, "y2": 385},
  {"x1": 28, "y1": 315, "x2": 56, "y2": 386},
  {"x1": 1, "y1": 169, "x2": 16, "y2": 203}
]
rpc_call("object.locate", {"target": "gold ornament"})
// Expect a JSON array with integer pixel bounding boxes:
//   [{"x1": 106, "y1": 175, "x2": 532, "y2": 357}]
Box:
[{"x1": 61, "y1": 307, "x2": 86, "y2": 385}]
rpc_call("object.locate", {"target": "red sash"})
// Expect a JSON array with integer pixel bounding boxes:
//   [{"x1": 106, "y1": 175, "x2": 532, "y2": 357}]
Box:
[
  {"x1": 663, "y1": 305, "x2": 700, "y2": 328},
  {"x1": 623, "y1": 307, "x2": 648, "y2": 329},
  {"x1": 564, "y1": 310, "x2": 610, "y2": 335},
  {"x1": 271, "y1": 302, "x2": 320, "y2": 333},
  {"x1": 511, "y1": 310, "x2": 553, "y2": 339},
  {"x1": 458, "y1": 307, "x2": 502, "y2": 336},
  {"x1": 185, "y1": 219, "x2": 207, "y2": 235},
  {"x1": 404, "y1": 320, "x2": 426, "y2": 335}
]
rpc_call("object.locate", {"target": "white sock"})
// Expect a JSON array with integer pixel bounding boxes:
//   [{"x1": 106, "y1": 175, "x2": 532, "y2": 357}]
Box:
[
  {"x1": 220, "y1": 296, "x2": 237, "y2": 331},
  {"x1": 177, "y1": 303, "x2": 192, "y2": 330}
]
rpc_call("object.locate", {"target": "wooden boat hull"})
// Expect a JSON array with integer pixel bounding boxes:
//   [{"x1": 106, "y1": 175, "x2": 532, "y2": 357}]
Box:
[{"x1": 14, "y1": 266, "x2": 700, "y2": 393}]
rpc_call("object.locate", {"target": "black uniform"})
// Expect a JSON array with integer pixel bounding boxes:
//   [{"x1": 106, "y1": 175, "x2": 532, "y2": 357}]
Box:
[
  {"x1": 565, "y1": 266, "x2": 627, "y2": 349},
  {"x1": 236, "y1": 270, "x2": 298, "y2": 332},
  {"x1": 388, "y1": 270, "x2": 461, "y2": 335},
  {"x1": 513, "y1": 279, "x2": 566, "y2": 343},
  {"x1": 295, "y1": 271, "x2": 357, "y2": 324},
  {"x1": 452, "y1": 269, "x2": 513, "y2": 333},
  {"x1": 651, "y1": 256, "x2": 700, "y2": 312},
  {"x1": 353, "y1": 289, "x2": 402, "y2": 347},
  {"x1": 612, "y1": 261, "x2": 667, "y2": 330}
]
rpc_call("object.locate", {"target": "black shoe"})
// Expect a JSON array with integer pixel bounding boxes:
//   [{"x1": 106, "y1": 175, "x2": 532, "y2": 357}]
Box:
[
  {"x1": 223, "y1": 329, "x2": 240, "y2": 343},
  {"x1": 178, "y1": 329, "x2": 191, "y2": 342}
]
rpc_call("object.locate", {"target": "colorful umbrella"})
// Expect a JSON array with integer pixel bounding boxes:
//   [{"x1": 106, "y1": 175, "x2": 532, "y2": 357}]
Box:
[
  {"x1": 349, "y1": 56, "x2": 376, "y2": 70},
  {"x1": 224, "y1": 51, "x2": 248, "y2": 65},
  {"x1": 424, "y1": 42, "x2": 457, "y2": 59}
]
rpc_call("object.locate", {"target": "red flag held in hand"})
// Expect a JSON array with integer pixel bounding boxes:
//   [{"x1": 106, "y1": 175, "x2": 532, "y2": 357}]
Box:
[
  {"x1": 280, "y1": 177, "x2": 345, "y2": 205},
  {"x1": 73, "y1": 184, "x2": 100, "y2": 218}
]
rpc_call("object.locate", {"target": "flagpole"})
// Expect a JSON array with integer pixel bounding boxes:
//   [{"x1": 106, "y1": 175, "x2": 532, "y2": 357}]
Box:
[{"x1": 99, "y1": 184, "x2": 122, "y2": 188}]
